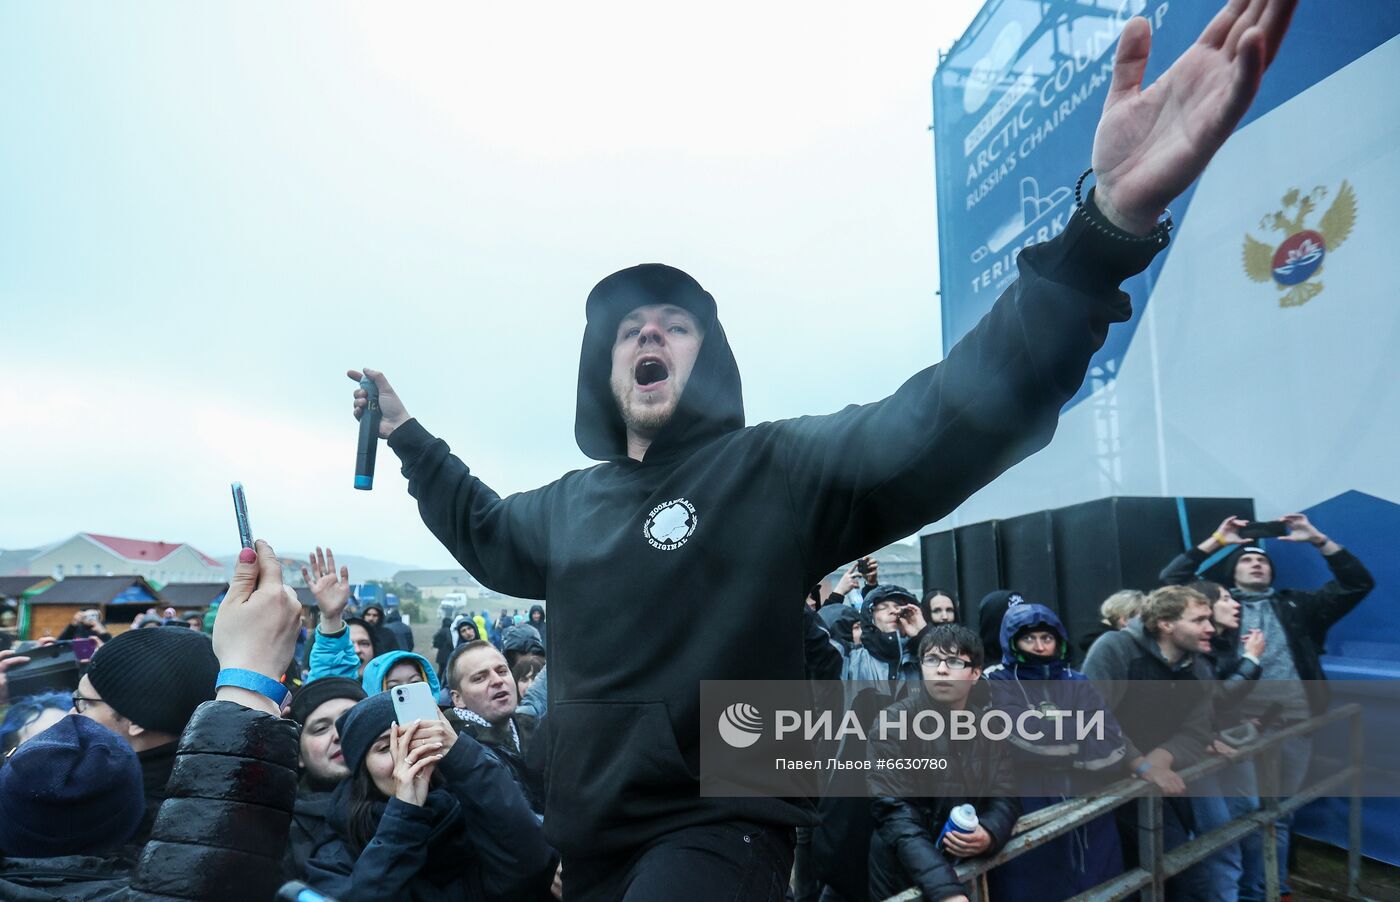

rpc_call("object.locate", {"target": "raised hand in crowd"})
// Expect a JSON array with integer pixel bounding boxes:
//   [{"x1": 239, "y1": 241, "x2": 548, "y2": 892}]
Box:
[
  {"x1": 390, "y1": 721, "x2": 444, "y2": 806},
  {"x1": 862, "y1": 556, "x2": 879, "y2": 588},
  {"x1": 832, "y1": 563, "x2": 862, "y2": 598},
  {"x1": 1200, "y1": 515, "x2": 1250, "y2": 551},
  {"x1": 302, "y1": 546, "x2": 351, "y2": 632},
  {"x1": 348, "y1": 367, "x2": 411, "y2": 439},
  {"x1": 1279, "y1": 513, "x2": 1341, "y2": 552},
  {"x1": 1242, "y1": 627, "x2": 1266, "y2": 660},
  {"x1": 0, "y1": 648, "x2": 31, "y2": 706},
  {"x1": 214, "y1": 539, "x2": 304, "y2": 716}
]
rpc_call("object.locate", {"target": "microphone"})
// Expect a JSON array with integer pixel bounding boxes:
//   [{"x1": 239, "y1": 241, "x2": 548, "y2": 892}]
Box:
[{"x1": 354, "y1": 375, "x2": 381, "y2": 490}]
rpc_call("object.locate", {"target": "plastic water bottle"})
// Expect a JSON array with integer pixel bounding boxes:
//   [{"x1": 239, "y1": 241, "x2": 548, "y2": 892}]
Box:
[{"x1": 935, "y1": 804, "x2": 979, "y2": 857}]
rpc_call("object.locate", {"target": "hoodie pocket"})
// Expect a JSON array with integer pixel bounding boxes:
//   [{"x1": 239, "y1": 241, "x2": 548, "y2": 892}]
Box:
[{"x1": 544, "y1": 700, "x2": 695, "y2": 856}]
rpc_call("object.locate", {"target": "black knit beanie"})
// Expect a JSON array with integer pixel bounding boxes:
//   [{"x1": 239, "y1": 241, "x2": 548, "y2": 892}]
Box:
[
  {"x1": 87, "y1": 627, "x2": 219, "y2": 735},
  {"x1": 0, "y1": 714, "x2": 144, "y2": 857},
  {"x1": 335, "y1": 692, "x2": 396, "y2": 775},
  {"x1": 1223, "y1": 545, "x2": 1274, "y2": 587},
  {"x1": 291, "y1": 677, "x2": 367, "y2": 726}
]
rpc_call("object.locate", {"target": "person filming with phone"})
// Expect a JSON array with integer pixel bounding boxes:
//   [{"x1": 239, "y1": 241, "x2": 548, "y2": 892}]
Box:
[{"x1": 1159, "y1": 512, "x2": 1374, "y2": 898}]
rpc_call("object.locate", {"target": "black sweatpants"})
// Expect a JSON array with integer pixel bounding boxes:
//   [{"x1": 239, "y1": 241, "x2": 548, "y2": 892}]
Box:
[{"x1": 563, "y1": 821, "x2": 795, "y2": 902}]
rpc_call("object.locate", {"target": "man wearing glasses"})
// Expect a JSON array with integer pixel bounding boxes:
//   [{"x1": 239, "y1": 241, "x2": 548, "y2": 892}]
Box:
[
  {"x1": 866, "y1": 624, "x2": 1019, "y2": 902},
  {"x1": 69, "y1": 627, "x2": 219, "y2": 853}
]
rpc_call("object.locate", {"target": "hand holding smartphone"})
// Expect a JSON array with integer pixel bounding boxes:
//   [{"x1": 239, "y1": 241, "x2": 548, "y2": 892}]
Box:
[
  {"x1": 1238, "y1": 520, "x2": 1289, "y2": 540},
  {"x1": 391, "y1": 681, "x2": 440, "y2": 724},
  {"x1": 231, "y1": 482, "x2": 253, "y2": 549}
]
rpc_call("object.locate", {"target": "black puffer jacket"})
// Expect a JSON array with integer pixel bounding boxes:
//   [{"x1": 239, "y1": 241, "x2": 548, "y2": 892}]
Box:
[
  {"x1": 1161, "y1": 546, "x2": 1374, "y2": 713},
  {"x1": 0, "y1": 702, "x2": 300, "y2": 902},
  {"x1": 0, "y1": 856, "x2": 131, "y2": 901},
  {"x1": 123, "y1": 701, "x2": 299, "y2": 901},
  {"x1": 866, "y1": 690, "x2": 1020, "y2": 902},
  {"x1": 1203, "y1": 628, "x2": 1263, "y2": 729}
]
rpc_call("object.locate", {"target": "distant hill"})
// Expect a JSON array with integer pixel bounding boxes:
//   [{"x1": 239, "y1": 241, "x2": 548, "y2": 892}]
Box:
[{"x1": 214, "y1": 551, "x2": 421, "y2": 583}]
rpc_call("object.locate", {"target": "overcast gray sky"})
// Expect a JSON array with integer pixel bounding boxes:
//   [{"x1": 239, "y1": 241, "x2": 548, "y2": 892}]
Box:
[{"x1": 2, "y1": 1, "x2": 985, "y2": 569}]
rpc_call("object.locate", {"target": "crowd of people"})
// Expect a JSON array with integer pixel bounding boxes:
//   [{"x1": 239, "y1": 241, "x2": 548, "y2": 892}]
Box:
[{"x1": 0, "y1": 509, "x2": 1373, "y2": 902}]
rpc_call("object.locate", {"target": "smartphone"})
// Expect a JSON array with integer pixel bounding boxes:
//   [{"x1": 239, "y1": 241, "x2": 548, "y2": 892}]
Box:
[
  {"x1": 856, "y1": 557, "x2": 870, "y2": 575},
  {"x1": 6, "y1": 641, "x2": 80, "y2": 699},
  {"x1": 231, "y1": 482, "x2": 253, "y2": 549},
  {"x1": 1238, "y1": 520, "x2": 1289, "y2": 540},
  {"x1": 71, "y1": 637, "x2": 98, "y2": 661},
  {"x1": 391, "y1": 681, "x2": 440, "y2": 725}
]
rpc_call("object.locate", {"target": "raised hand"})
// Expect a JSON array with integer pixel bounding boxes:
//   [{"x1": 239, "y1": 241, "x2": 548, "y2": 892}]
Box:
[
  {"x1": 302, "y1": 546, "x2": 351, "y2": 632},
  {"x1": 348, "y1": 368, "x2": 411, "y2": 439},
  {"x1": 1093, "y1": 0, "x2": 1298, "y2": 234},
  {"x1": 214, "y1": 540, "x2": 304, "y2": 715},
  {"x1": 896, "y1": 604, "x2": 928, "y2": 639},
  {"x1": 1279, "y1": 513, "x2": 1324, "y2": 544}
]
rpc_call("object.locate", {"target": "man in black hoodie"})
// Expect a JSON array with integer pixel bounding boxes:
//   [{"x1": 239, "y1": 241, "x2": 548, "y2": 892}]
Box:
[{"x1": 347, "y1": 6, "x2": 1298, "y2": 897}]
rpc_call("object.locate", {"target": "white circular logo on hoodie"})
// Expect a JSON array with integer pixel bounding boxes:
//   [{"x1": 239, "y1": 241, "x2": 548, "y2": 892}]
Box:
[{"x1": 644, "y1": 498, "x2": 698, "y2": 550}]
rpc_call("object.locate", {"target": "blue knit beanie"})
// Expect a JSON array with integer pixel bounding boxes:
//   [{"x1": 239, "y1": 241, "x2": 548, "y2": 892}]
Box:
[{"x1": 0, "y1": 715, "x2": 144, "y2": 857}]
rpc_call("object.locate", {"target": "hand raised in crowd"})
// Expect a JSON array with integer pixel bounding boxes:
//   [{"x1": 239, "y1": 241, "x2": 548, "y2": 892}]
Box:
[
  {"x1": 895, "y1": 604, "x2": 927, "y2": 639},
  {"x1": 862, "y1": 557, "x2": 879, "y2": 587},
  {"x1": 942, "y1": 824, "x2": 992, "y2": 858},
  {"x1": 1092, "y1": 0, "x2": 1298, "y2": 234},
  {"x1": 406, "y1": 711, "x2": 459, "y2": 756},
  {"x1": 391, "y1": 721, "x2": 443, "y2": 807},
  {"x1": 0, "y1": 648, "x2": 32, "y2": 706},
  {"x1": 348, "y1": 368, "x2": 411, "y2": 439},
  {"x1": 1242, "y1": 628, "x2": 1266, "y2": 659},
  {"x1": 833, "y1": 564, "x2": 862, "y2": 597},
  {"x1": 213, "y1": 539, "x2": 303, "y2": 716},
  {"x1": 1279, "y1": 513, "x2": 1329, "y2": 547},
  {"x1": 1207, "y1": 515, "x2": 1250, "y2": 548},
  {"x1": 302, "y1": 546, "x2": 351, "y2": 632}
]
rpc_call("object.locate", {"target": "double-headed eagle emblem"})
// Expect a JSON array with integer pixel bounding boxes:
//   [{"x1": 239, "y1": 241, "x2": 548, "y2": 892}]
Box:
[{"x1": 1242, "y1": 181, "x2": 1356, "y2": 307}]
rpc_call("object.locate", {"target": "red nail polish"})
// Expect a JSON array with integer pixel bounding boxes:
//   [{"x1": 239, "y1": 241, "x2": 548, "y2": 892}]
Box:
[{"x1": 238, "y1": 547, "x2": 256, "y2": 564}]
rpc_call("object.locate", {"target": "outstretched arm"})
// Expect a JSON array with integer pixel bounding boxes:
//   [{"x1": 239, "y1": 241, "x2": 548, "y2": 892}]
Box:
[{"x1": 781, "y1": 0, "x2": 1298, "y2": 572}]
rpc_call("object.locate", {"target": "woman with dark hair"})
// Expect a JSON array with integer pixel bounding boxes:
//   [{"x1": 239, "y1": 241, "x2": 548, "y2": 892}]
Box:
[
  {"x1": 302, "y1": 693, "x2": 555, "y2": 900},
  {"x1": 512, "y1": 654, "x2": 546, "y2": 702},
  {"x1": 921, "y1": 588, "x2": 958, "y2": 625}
]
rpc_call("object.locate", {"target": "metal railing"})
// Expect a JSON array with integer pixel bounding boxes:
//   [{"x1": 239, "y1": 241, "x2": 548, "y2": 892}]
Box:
[{"x1": 884, "y1": 703, "x2": 1364, "y2": 902}]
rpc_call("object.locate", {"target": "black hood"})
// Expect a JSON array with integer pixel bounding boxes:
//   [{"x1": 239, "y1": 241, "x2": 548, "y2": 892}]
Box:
[
  {"x1": 575, "y1": 264, "x2": 745, "y2": 462},
  {"x1": 977, "y1": 590, "x2": 1026, "y2": 663},
  {"x1": 858, "y1": 585, "x2": 917, "y2": 664}
]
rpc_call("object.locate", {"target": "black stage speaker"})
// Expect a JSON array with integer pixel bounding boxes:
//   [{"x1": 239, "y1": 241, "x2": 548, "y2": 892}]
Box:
[{"x1": 920, "y1": 496, "x2": 1255, "y2": 661}]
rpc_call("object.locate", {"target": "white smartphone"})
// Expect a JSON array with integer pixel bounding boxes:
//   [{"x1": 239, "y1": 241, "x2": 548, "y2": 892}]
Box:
[{"x1": 390, "y1": 681, "x2": 440, "y2": 725}]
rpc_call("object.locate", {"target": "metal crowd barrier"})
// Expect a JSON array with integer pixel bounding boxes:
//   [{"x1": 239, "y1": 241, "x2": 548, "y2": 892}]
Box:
[{"x1": 883, "y1": 703, "x2": 1364, "y2": 902}]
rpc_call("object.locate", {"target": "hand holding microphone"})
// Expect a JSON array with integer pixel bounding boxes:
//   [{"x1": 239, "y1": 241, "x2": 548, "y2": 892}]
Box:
[{"x1": 348, "y1": 368, "x2": 411, "y2": 490}]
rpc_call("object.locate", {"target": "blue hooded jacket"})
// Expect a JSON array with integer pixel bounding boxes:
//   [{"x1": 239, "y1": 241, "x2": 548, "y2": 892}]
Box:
[
  {"x1": 985, "y1": 603, "x2": 1127, "y2": 776},
  {"x1": 360, "y1": 650, "x2": 443, "y2": 697}
]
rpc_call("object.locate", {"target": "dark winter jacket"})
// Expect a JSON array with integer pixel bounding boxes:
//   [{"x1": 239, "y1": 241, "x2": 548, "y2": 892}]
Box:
[
  {"x1": 1203, "y1": 629, "x2": 1263, "y2": 730},
  {"x1": 984, "y1": 605, "x2": 1127, "y2": 900},
  {"x1": 122, "y1": 741, "x2": 177, "y2": 857},
  {"x1": 303, "y1": 732, "x2": 556, "y2": 902},
  {"x1": 985, "y1": 604, "x2": 1129, "y2": 786},
  {"x1": 288, "y1": 785, "x2": 333, "y2": 880},
  {"x1": 866, "y1": 691, "x2": 1020, "y2": 902},
  {"x1": 1160, "y1": 546, "x2": 1374, "y2": 714},
  {"x1": 1081, "y1": 618, "x2": 1215, "y2": 766},
  {"x1": 527, "y1": 605, "x2": 547, "y2": 649},
  {"x1": 450, "y1": 709, "x2": 546, "y2": 815},
  {"x1": 387, "y1": 200, "x2": 1161, "y2": 859},
  {"x1": 0, "y1": 855, "x2": 132, "y2": 901},
  {"x1": 384, "y1": 610, "x2": 415, "y2": 653},
  {"x1": 802, "y1": 604, "x2": 843, "y2": 682}
]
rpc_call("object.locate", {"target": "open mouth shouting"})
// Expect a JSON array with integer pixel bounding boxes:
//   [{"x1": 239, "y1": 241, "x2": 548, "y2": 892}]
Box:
[{"x1": 634, "y1": 355, "x2": 670, "y2": 392}]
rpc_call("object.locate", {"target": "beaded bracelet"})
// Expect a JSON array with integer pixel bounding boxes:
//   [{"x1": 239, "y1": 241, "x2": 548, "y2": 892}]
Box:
[{"x1": 1074, "y1": 167, "x2": 1173, "y2": 247}]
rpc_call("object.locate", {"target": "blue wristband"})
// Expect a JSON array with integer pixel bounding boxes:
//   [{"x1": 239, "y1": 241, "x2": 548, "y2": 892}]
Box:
[
  {"x1": 1134, "y1": 760, "x2": 1154, "y2": 778},
  {"x1": 216, "y1": 668, "x2": 290, "y2": 706}
]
